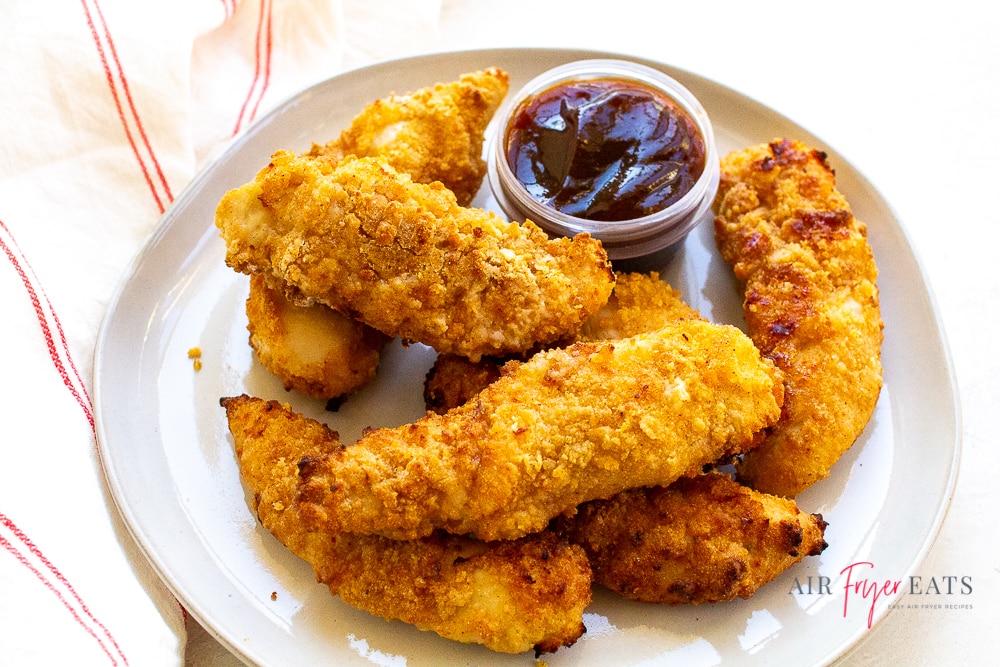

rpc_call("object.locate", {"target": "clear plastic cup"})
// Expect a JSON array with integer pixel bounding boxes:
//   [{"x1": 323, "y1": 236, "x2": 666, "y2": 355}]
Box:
[{"x1": 488, "y1": 59, "x2": 719, "y2": 261}]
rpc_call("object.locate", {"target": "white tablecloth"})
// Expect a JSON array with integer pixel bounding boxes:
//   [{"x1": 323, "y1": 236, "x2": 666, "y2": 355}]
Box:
[{"x1": 2, "y1": 1, "x2": 995, "y2": 664}]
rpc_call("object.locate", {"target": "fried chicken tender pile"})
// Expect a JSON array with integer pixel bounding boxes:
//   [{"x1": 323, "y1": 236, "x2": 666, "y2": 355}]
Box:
[
  {"x1": 244, "y1": 69, "x2": 510, "y2": 400},
  {"x1": 420, "y1": 272, "x2": 827, "y2": 606},
  {"x1": 216, "y1": 151, "x2": 614, "y2": 361},
  {"x1": 221, "y1": 395, "x2": 591, "y2": 654},
  {"x1": 296, "y1": 320, "x2": 784, "y2": 542},
  {"x1": 214, "y1": 120, "x2": 856, "y2": 654},
  {"x1": 714, "y1": 138, "x2": 883, "y2": 497},
  {"x1": 556, "y1": 472, "x2": 828, "y2": 604},
  {"x1": 308, "y1": 67, "x2": 510, "y2": 207}
]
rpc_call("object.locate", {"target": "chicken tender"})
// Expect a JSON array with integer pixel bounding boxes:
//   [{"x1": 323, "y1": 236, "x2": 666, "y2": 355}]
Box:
[
  {"x1": 556, "y1": 472, "x2": 827, "y2": 604},
  {"x1": 246, "y1": 69, "x2": 508, "y2": 399},
  {"x1": 296, "y1": 320, "x2": 784, "y2": 541},
  {"x1": 221, "y1": 394, "x2": 591, "y2": 655},
  {"x1": 308, "y1": 67, "x2": 509, "y2": 207},
  {"x1": 216, "y1": 152, "x2": 614, "y2": 361},
  {"x1": 424, "y1": 271, "x2": 701, "y2": 413},
  {"x1": 714, "y1": 139, "x2": 883, "y2": 497},
  {"x1": 245, "y1": 275, "x2": 389, "y2": 401}
]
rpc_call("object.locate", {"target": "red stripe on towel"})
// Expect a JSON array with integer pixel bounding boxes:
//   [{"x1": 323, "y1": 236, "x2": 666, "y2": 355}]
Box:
[
  {"x1": 1, "y1": 512, "x2": 128, "y2": 665},
  {"x1": 79, "y1": 0, "x2": 174, "y2": 213},
  {"x1": 232, "y1": 0, "x2": 274, "y2": 136},
  {"x1": 0, "y1": 220, "x2": 93, "y2": 431},
  {"x1": 219, "y1": 0, "x2": 237, "y2": 20},
  {"x1": 1, "y1": 221, "x2": 126, "y2": 663}
]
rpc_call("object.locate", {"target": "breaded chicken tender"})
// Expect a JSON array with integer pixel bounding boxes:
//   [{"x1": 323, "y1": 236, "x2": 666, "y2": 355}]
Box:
[
  {"x1": 424, "y1": 271, "x2": 701, "y2": 413},
  {"x1": 221, "y1": 394, "x2": 591, "y2": 655},
  {"x1": 246, "y1": 275, "x2": 389, "y2": 401},
  {"x1": 216, "y1": 152, "x2": 614, "y2": 361},
  {"x1": 556, "y1": 472, "x2": 827, "y2": 604},
  {"x1": 714, "y1": 139, "x2": 883, "y2": 497},
  {"x1": 246, "y1": 69, "x2": 508, "y2": 399},
  {"x1": 308, "y1": 67, "x2": 509, "y2": 207},
  {"x1": 296, "y1": 320, "x2": 784, "y2": 542}
]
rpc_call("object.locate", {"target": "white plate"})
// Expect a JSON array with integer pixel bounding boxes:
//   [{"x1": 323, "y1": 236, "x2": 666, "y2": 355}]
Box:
[{"x1": 94, "y1": 48, "x2": 960, "y2": 666}]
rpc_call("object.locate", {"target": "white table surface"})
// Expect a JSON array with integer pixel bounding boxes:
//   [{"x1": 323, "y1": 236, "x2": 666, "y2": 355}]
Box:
[{"x1": 185, "y1": 1, "x2": 999, "y2": 664}]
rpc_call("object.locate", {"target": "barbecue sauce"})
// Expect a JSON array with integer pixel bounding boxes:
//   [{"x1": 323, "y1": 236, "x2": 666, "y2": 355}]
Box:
[{"x1": 505, "y1": 77, "x2": 706, "y2": 222}]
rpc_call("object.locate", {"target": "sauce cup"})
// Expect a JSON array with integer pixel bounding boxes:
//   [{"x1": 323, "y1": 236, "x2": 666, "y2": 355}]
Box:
[{"x1": 488, "y1": 59, "x2": 719, "y2": 262}]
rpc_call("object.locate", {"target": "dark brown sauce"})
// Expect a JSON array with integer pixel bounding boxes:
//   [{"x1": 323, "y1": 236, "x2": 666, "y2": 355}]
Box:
[{"x1": 506, "y1": 77, "x2": 706, "y2": 222}]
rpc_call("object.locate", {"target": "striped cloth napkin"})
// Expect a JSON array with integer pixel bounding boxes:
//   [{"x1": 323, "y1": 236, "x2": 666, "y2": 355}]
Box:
[{"x1": 0, "y1": 1, "x2": 440, "y2": 664}]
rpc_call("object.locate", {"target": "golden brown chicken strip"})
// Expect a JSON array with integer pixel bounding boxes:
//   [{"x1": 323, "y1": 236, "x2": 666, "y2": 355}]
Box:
[
  {"x1": 221, "y1": 394, "x2": 591, "y2": 655},
  {"x1": 245, "y1": 275, "x2": 390, "y2": 401},
  {"x1": 714, "y1": 138, "x2": 883, "y2": 497},
  {"x1": 424, "y1": 271, "x2": 701, "y2": 413},
  {"x1": 245, "y1": 69, "x2": 508, "y2": 399},
  {"x1": 308, "y1": 67, "x2": 509, "y2": 207},
  {"x1": 296, "y1": 320, "x2": 784, "y2": 542},
  {"x1": 216, "y1": 152, "x2": 614, "y2": 361},
  {"x1": 556, "y1": 472, "x2": 827, "y2": 604}
]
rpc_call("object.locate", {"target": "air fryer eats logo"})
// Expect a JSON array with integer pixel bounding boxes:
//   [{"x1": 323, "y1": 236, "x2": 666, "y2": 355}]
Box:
[{"x1": 789, "y1": 561, "x2": 973, "y2": 629}]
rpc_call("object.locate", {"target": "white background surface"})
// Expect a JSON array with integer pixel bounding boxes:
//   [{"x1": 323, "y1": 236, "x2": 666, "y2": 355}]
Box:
[{"x1": 177, "y1": 1, "x2": 997, "y2": 664}]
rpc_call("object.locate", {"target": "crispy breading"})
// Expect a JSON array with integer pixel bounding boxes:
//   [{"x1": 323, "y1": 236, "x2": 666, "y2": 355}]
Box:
[
  {"x1": 424, "y1": 271, "x2": 701, "y2": 414},
  {"x1": 220, "y1": 395, "x2": 591, "y2": 655},
  {"x1": 556, "y1": 472, "x2": 827, "y2": 604},
  {"x1": 577, "y1": 271, "x2": 702, "y2": 340},
  {"x1": 713, "y1": 139, "x2": 883, "y2": 497},
  {"x1": 216, "y1": 152, "x2": 614, "y2": 361},
  {"x1": 296, "y1": 320, "x2": 784, "y2": 541},
  {"x1": 245, "y1": 275, "x2": 389, "y2": 400},
  {"x1": 423, "y1": 352, "x2": 506, "y2": 416},
  {"x1": 308, "y1": 67, "x2": 509, "y2": 207}
]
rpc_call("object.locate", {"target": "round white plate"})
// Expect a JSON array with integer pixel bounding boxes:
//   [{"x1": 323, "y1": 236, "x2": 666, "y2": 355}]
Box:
[{"x1": 94, "y1": 48, "x2": 960, "y2": 666}]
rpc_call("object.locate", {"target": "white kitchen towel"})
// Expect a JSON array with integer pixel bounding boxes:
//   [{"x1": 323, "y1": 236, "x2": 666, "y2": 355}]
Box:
[{"x1": 0, "y1": 1, "x2": 440, "y2": 664}]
